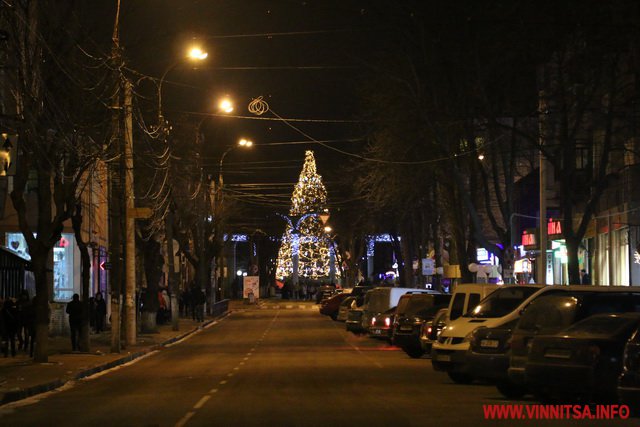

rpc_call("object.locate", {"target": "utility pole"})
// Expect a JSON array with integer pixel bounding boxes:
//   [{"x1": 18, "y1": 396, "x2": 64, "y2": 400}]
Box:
[
  {"x1": 166, "y1": 209, "x2": 179, "y2": 331},
  {"x1": 537, "y1": 91, "x2": 548, "y2": 285},
  {"x1": 124, "y1": 80, "x2": 137, "y2": 345},
  {"x1": 109, "y1": 0, "x2": 123, "y2": 353}
]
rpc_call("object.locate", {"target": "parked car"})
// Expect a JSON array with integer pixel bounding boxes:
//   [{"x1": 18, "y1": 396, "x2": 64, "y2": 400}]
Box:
[
  {"x1": 363, "y1": 287, "x2": 434, "y2": 336},
  {"x1": 420, "y1": 308, "x2": 448, "y2": 354},
  {"x1": 337, "y1": 296, "x2": 357, "y2": 322},
  {"x1": 316, "y1": 284, "x2": 337, "y2": 304},
  {"x1": 618, "y1": 327, "x2": 640, "y2": 413},
  {"x1": 368, "y1": 307, "x2": 397, "y2": 341},
  {"x1": 466, "y1": 319, "x2": 521, "y2": 396},
  {"x1": 525, "y1": 313, "x2": 640, "y2": 403},
  {"x1": 509, "y1": 289, "x2": 640, "y2": 395},
  {"x1": 432, "y1": 284, "x2": 536, "y2": 383},
  {"x1": 346, "y1": 309, "x2": 363, "y2": 332},
  {"x1": 392, "y1": 293, "x2": 451, "y2": 357},
  {"x1": 320, "y1": 292, "x2": 352, "y2": 320}
]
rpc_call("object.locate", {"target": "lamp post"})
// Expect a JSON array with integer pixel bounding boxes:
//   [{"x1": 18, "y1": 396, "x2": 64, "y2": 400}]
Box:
[
  {"x1": 157, "y1": 45, "x2": 208, "y2": 331},
  {"x1": 214, "y1": 138, "x2": 253, "y2": 301}
]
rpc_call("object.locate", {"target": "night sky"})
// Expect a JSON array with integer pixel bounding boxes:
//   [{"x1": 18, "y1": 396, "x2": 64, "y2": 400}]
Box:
[
  {"x1": 101, "y1": 0, "x2": 387, "y2": 232},
  {"x1": 76, "y1": 0, "x2": 619, "y2": 234}
]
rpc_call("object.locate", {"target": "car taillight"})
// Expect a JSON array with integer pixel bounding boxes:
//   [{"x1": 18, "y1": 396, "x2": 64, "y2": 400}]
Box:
[
  {"x1": 371, "y1": 317, "x2": 376, "y2": 326},
  {"x1": 385, "y1": 317, "x2": 391, "y2": 327}
]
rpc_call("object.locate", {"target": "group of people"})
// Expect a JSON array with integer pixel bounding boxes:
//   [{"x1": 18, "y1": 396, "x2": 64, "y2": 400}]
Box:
[
  {"x1": 65, "y1": 291, "x2": 107, "y2": 352},
  {"x1": 179, "y1": 284, "x2": 207, "y2": 322},
  {"x1": 0, "y1": 291, "x2": 35, "y2": 357}
]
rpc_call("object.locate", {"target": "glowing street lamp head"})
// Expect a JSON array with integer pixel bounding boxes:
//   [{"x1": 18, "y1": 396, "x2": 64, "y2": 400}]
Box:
[
  {"x1": 219, "y1": 98, "x2": 234, "y2": 113},
  {"x1": 187, "y1": 46, "x2": 208, "y2": 61},
  {"x1": 239, "y1": 138, "x2": 253, "y2": 147}
]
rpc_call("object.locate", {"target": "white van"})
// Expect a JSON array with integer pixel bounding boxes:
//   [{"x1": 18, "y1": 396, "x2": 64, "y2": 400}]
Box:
[
  {"x1": 431, "y1": 284, "x2": 627, "y2": 384},
  {"x1": 443, "y1": 283, "x2": 500, "y2": 324}
]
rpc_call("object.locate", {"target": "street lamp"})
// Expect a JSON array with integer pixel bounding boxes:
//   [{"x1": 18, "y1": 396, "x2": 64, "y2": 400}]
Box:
[
  {"x1": 157, "y1": 45, "x2": 209, "y2": 126},
  {"x1": 214, "y1": 138, "x2": 253, "y2": 300},
  {"x1": 156, "y1": 44, "x2": 208, "y2": 332}
]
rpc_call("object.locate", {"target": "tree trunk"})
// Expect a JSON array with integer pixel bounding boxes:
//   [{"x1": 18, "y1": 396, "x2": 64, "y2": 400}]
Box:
[
  {"x1": 32, "y1": 255, "x2": 51, "y2": 363},
  {"x1": 78, "y1": 243, "x2": 91, "y2": 352}
]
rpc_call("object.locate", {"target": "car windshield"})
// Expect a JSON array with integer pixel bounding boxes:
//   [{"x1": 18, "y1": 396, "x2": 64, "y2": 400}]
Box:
[
  {"x1": 464, "y1": 286, "x2": 540, "y2": 318},
  {"x1": 563, "y1": 315, "x2": 640, "y2": 338}
]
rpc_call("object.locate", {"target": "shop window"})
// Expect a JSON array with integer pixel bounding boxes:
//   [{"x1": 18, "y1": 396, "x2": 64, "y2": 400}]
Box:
[{"x1": 5, "y1": 232, "x2": 75, "y2": 301}]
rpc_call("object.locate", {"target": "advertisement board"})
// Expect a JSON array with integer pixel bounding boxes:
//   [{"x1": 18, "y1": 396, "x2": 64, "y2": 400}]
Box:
[{"x1": 243, "y1": 276, "x2": 260, "y2": 299}]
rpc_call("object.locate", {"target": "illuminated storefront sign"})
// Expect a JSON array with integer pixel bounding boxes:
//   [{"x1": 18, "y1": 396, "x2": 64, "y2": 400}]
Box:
[
  {"x1": 548, "y1": 218, "x2": 563, "y2": 238},
  {"x1": 522, "y1": 229, "x2": 538, "y2": 249}
]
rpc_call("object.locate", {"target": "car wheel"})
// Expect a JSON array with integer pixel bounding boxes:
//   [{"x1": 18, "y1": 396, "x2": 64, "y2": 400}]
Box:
[
  {"x1": 496, "y1": 381, "x2": 527, "y2": 399},
  {"x1": 447, "y1": 372, "x2": 474, "y2": 384},
  {"x1": 404, "y1": 346, "x2": 425, "y2": 359},
  {"x1": 330, "y1": 313, "x2": 337, "y2": 321}
]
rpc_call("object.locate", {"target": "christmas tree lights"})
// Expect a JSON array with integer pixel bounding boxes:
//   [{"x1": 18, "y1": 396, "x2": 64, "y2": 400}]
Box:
[{"x1": 276, "y1": 151, "x2": 339, "y2": 281}]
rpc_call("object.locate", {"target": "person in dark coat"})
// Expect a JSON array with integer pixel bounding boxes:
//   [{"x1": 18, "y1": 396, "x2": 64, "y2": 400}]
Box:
[
  {"x1": 95, "y1": 292, "x2": 107, "y2": 333},
  {"x1": 16, "y1": 290, "x2": 31, "y2": 351},
  {"x1": 1, "y1": 298, "x2": 19, "y2": 357},
  {"x1": 66, "y1": 294, "x2": 83, "y2": 351},
  {"x1": 580, "y1": 269, "x2": 592, "y2": 285},
  {"x1": 23, "y1": 297, "x2": 36, "y2": 357}
]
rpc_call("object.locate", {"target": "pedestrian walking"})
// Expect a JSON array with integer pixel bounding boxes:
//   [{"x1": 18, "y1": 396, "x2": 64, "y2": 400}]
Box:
[
  {"x1": 1, "y1": 298, "x2": 19, "y2": 357},
  {"x1": 95, "y1": 292, "x2": 107, "y2": 333},
  {"x1": 65, "y1": 294, "x2": 83, "y2": 352},
  {"x1": 16, "y1": 290, "x2": 31, "y2": 351},
  {"x1": 23, "y1": 297, "x2": 36, "y2": 357},
  {"x1": 195, "y1": 287, "x2": 205, "y2": 322}
]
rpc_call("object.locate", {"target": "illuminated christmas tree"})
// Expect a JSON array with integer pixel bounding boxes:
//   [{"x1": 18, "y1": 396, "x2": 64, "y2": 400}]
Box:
[{"x1": 276, "y1": 150, "x2": 338, "y2": 280}]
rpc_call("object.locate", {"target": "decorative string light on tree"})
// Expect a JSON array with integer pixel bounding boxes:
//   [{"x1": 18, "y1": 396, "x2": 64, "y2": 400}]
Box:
[{"x1": 276, "y1": 151, "x2": 339, "y2": 281}]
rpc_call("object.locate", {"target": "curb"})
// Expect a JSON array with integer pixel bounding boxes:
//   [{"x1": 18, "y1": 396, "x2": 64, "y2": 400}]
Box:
[{"x1": 0, "y1": 314, "x2": 228, "y2": 406}]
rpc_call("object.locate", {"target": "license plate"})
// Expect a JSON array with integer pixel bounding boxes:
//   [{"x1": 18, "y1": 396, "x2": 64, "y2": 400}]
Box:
[
  {"x1": 480, "y1": 339, "x2": 500, "y2": 349},
  {"x1": 400, "y1": 326, "x2": 412, "y2": 331},
  {"x1": 372, "y1": 329, "x2": 381, "y2": 335},
  {"x1": 436, "y1": 354, "x2": 451, "y2": 362},
  {"x1": 545, "y1": 349, "x2": 571, "y2": 359}
]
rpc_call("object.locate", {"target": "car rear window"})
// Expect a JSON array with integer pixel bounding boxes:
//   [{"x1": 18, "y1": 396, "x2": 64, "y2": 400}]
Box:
[{"x1": 564, "y1": 315, "x2": 640, "y2": 337}]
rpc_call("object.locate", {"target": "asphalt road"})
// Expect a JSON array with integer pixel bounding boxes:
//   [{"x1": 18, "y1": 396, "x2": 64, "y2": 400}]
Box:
[{"x1": 0, "y1": 304, "x2": 637, "y2": 427}]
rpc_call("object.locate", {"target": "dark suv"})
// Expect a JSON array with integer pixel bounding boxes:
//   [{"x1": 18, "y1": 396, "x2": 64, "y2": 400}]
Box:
[
  {"x1": 506, "y1": 291, "x2": 640, "y2": 397},
  {"x1": 393, "y1": 294, "x2": 451, "y2": 358}
]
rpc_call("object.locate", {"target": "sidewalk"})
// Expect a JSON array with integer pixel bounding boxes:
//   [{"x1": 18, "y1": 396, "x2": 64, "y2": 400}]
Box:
[{"x1": 0, "y1": 305, "x2": 239, "y2": 406}]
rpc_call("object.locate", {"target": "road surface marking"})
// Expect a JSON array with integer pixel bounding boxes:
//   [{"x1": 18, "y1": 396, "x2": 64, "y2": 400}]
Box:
[
  {"x1": 209, "y1": 388, "x2": 218, "y2": 394},
  {"x1": 175, "y1": 411, "x2": 195, "y2": 427},
  {"x1": 193, "y1": 395, "x2": 211, "y2": 409},
  {"x1": 233, "y1": 367, "x2": 239, "y2": 371},
  {"x1": 219, "y1": 380, "x2": 227, "y2": 385},
  {"x1": 227, "y1": 373, "x2": 234, "y2": 377}
]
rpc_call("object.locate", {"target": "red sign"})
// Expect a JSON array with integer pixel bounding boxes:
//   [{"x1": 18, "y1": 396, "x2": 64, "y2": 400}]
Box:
[
  {"x1": 522, "y1": 228, "x2": 538, "y2": 249},
  {"x1": 547, "y1": 218, "x2": 563, "y2": 237},
  {"x1": 522, "y1": 231, "x2": 536, "y2": 247}
]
